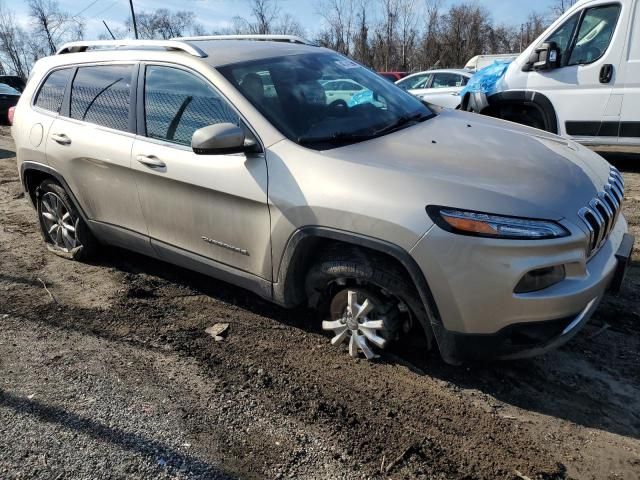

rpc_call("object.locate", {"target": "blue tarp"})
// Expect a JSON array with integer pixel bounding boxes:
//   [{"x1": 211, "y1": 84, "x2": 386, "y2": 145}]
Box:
[{"x1": 459, "y1": 60, "x2": 513, "y2": 98}]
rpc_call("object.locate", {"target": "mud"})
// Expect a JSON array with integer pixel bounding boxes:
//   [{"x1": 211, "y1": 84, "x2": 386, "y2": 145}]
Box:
[{"x1": 1, "y1": 127, "x2": 639, "y2": 479}]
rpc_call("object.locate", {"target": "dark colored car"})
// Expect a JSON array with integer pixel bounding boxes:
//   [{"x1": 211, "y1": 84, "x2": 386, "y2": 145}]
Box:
[
  {"x1": 0, "y1": 75, "x2": 26, "y2": 92},
  {"x1": 378, "y1": 71, "x2": 409, "y2": 81},
  {"x1": 0, "y1": 83, "x2": 20, "y2": 124}
]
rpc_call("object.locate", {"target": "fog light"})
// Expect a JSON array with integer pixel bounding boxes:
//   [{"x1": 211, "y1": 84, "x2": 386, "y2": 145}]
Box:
[{"x1": 514, "y1": 265, "x2": 565, "y2": 293}]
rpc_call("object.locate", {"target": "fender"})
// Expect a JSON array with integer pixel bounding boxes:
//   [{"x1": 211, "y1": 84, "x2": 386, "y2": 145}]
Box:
[
  {"x1": 272, "y1": 226, "x2": 443, "y2": 331},
  {"x1": 462, "y1": 90, "x2": 559, "y2": 134},
  {"x1": 20, "y1": 161, "x2": 91, "y2": 223}
]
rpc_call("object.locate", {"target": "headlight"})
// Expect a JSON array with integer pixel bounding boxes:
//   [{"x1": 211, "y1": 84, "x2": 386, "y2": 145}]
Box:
[{"x1": 426, "y1": 206, "x2": 570, "y2": 240}]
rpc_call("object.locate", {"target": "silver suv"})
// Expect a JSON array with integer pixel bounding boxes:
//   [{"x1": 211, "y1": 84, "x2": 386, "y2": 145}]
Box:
[{"x1": 11, "y1": 36, "x2": 634, "y2": 364}]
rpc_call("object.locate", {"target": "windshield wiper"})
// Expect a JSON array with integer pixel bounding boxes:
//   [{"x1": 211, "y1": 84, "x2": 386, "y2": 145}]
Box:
[
  {"x1": 373, "y1": 112, "x2": 434, "y2": 137},
  {"x1": 297, "y1": 112, "x2": 435, "y2": 147},
  {"x1": 297, "y1": 131, "x2": 377, "y2": 146}
]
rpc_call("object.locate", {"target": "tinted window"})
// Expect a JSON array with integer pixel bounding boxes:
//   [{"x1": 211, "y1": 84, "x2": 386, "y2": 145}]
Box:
[
  {"x1": 35, "y1": 69, "x2": 71, "y2": 113},
  {"x1": 144, "y1": 66, "x2": 240, "y2": 146},
  {"x1": 70, "y1": 65, "x2": 133, "y2": 131},
  {"x1": 568, "y1": 5, "x2": 621, "y2": 65}
]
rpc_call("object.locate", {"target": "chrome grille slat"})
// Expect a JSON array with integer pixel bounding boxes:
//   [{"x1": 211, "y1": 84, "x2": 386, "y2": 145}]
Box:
[{"x1": 578, "y1": 167, "x2": 625, "y2": 258}]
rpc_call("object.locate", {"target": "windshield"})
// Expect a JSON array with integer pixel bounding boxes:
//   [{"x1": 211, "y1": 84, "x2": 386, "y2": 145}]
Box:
[
  {"x1": 218, "y1": 52, "x2": 433, "y2": 149},
  {"x1": 0, "y1": 83, "x2": 20, "y2": 95}
]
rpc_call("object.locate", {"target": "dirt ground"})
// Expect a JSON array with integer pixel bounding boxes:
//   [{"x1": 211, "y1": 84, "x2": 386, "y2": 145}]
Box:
[{"x1": 1, "y1": 125, "x2": 639, "y2": 480}]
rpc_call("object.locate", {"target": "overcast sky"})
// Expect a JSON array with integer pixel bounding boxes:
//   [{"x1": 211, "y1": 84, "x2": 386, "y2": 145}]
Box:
[{"x1": 5, "y1": 0, "x2": 561, "y2": 40}]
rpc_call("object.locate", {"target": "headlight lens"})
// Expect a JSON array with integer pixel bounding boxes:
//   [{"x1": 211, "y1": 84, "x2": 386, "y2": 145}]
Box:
[{"x1": 427, "y1": 206, "x2": 570, "y2": 240}]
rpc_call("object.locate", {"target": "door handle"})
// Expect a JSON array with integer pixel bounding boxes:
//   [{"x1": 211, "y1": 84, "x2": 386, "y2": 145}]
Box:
[
  {"x1": 51, "y1": 133, "x2": 71, "y2": 145},
  {"x1": 600, "y1": 64, "x2": 614, "y2": 84},
  {"x1": 136, "y1": 154, "x2": 166, "y2": 169}
]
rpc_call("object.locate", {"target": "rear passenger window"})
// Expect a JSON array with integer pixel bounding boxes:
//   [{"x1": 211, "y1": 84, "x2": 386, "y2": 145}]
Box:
[
  {"x1": 70, "y1": 65, "x2": 133, "y2": 132},
  {"x1": 35, "y1": 69, "x2": 71, "y2": 113},
  {"x1": 144, "y1": 66, "x2": 240, "y2": 146}
]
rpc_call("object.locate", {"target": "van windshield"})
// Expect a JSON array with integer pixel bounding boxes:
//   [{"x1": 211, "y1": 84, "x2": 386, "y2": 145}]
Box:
[{"x1": 218, "y1": 52, "x2": 434, "y2": 150}]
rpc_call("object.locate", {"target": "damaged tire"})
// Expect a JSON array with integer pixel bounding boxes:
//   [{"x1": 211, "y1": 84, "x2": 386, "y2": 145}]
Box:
[
  {"x1": 36, "y1": 179, "x2": 97, "y2": 261},
  {"x1": 306, "y1": 245, "x2": 431, "y2": 360}
]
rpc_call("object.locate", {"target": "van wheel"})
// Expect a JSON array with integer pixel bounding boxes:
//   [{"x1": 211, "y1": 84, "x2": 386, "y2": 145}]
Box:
[
  {"x1": 306, "y1": 247, "x2": 428, "y2": 360},
  {"x1": 36, "y1": 179, "x2": 97, "y2": 260}
]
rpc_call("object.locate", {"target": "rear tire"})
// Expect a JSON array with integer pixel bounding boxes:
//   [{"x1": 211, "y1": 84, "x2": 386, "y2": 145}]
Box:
[{"x1": 36, "y1": 179, "x2": 97, "y2": 261}]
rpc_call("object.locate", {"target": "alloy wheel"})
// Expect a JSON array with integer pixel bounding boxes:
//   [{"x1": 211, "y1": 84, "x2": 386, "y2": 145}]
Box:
[
  {"x1": 322, "y1": 289, "x2": 391, "y2": 360},
  {"x1": 40, "y1": 192, "x2": 79, "y2": 252}
]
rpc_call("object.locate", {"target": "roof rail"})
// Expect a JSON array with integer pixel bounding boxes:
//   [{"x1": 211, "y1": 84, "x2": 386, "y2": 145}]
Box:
[
  {"x1": 56, "y1": 40, "x2": 208, "y2": 58},
  {"x1": 174, "y1": 34, "x2": 316, "y2": 46}
]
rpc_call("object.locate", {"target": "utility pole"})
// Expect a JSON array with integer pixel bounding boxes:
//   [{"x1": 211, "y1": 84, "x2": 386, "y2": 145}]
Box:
[
  {"x1": 103, "y1": 20, "x2": 116, "y2": 40},
  {"x1": 128, "y1": 0, "x2": 138, "y2": 39}
]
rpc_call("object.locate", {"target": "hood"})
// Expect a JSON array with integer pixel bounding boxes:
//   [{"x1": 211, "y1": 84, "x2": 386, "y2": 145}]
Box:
[{"x1": 321, "y1": 109, "x2": 611, "y2": 224}]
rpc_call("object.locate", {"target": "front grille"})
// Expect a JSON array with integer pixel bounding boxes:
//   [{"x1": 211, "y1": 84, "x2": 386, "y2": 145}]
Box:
[{"x1": 578, "y1": 166, "x2": 625, "y2": 257}]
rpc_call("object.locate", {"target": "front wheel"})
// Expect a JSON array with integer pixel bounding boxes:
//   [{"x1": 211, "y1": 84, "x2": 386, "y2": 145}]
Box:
[
  {"x1": 306, "y1": 247, "x2": 429, "y2": 360},
  {"x1": 37, "y1": 179, "x2": 97, "y2": 260}
]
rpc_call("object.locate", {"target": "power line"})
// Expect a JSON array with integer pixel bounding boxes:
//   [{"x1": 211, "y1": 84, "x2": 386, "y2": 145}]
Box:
[
  {"x1": 73, "y1": 0, "x2": 101, "y2": 18},
  {"x1": 94, "y1": 0, "x2": 120, "y2": 18}
]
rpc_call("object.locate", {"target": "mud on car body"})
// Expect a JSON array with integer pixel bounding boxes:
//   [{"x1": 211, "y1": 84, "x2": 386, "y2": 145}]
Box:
[{"x1": 11, "y1": 36, "x2": 634, "y2": 365}]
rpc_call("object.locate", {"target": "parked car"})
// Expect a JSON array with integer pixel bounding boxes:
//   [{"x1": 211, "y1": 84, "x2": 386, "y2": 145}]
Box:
[
  {"x1": 395, "y1": 69, "x2": 473, "y2": 108},
  {"x1": 0, "y1": 83, "x2": 20, "y2": 124},
  {"x1": 12, "y1": 36, "x2": 633, "y2": 365},
  {"x1": 320, "y1": 78, "x2": 367, "y2": 106},
  {"x1": 464, "y1": 54, "x2": 519, "y2": 71},
  {"x1": 461, "y1": 0, "x2": 639, "y2": 153},
  {"x1": 0, "y1": 75, "x2": 26, "y2": 92},
  {"x1": 378, "y1": 71, "x2": 408, "y2": 81}
]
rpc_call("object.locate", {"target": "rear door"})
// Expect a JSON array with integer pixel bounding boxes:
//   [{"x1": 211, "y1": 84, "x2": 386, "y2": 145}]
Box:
[
  {"x1": 522, "y1": 2, "x2": 626, "y2": 143},
  {"x1": 618, "y1": 0, "x2": 640, "y2": 149},
  {"x1": 417, "y1": 72, "x2": 467, "y2": 108},
  {"x1": 46, "y1": 63, "x2": 149, "y2": 247},
  {"x1": 131, "y1": 64, "x2": 271, "y2": 279},
  {"x1": 17, "y1": 68, "x2": 73, "y2": 169}
]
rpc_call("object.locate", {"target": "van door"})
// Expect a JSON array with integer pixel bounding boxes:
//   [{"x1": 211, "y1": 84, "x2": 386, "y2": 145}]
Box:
[
  {"x1": 618, "y1": 0, "x2": 640, "y2": 150},
  {"x1": 45, "y1": 64, "x2": 150, "y2": 253},
  {"x1": 520, "y1": 2, "x2": 625, "y2": 144}
]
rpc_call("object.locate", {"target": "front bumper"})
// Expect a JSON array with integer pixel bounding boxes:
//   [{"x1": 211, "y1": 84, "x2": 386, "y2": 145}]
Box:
[{"x1": 410, "y1": 213, "x2": 633, "y2": 363}]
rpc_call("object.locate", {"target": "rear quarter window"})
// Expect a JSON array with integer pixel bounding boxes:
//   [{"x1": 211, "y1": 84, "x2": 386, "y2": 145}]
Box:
[
  {"x1": 70, "y1": 65, "x2": 134, "y2": 132},
  {"x1": 34, "y1": 69, "x2": 71, "y2": 113}
]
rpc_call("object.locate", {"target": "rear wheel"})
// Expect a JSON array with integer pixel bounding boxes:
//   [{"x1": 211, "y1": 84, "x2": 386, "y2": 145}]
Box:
[{"x1": 37, "y1": 179, "x2": 97, "y2": 260}]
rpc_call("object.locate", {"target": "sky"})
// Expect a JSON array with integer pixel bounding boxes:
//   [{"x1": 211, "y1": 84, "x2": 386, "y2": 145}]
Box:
[{"x1": 5, "y1": 0, "x2": 561, "y2": 40}]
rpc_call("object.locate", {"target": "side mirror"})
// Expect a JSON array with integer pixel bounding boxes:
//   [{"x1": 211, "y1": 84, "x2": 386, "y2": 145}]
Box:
[
  {"x1": 192, "y1": 123, "x2": 258, "y2": 155},
  {"x1": 527, "y1": 42, "x2": 560, "y2": 71}
]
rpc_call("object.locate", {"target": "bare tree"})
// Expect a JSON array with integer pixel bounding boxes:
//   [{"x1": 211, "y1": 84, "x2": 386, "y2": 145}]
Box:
[
  {"x1": 126, "y1": 9, "x2": 204, "y2": 39},
  {"x1": 549, "y1": 0, "x2": 578, "y2": 17},
  {"x1": 249, "y1": 0, "x2": 281, "y2": 34},
  {"x1": 0, "y1": 4, "x2": 32, "y2": 78},
  {"x1": 315, "y1": 0, "x2": 356, "y2": 55},
  {"x1": 28, "y1": 0, "x2": 84, "y2": 55}
]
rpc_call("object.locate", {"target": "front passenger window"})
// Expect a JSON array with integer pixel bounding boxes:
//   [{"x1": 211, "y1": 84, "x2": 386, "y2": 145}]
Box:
[{"x1": 144, "y1": 66, "x2": 240, "y2": 146}]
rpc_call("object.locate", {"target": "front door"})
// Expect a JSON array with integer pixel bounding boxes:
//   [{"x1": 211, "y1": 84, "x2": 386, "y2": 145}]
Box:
[
  {"x1": 618, "y1": 0, "x2": 640, "y2": 149},
  {"x1": 131, "y1": 64, "x2": 271, "y2": 279},
  {"x1": 523, "y1": 3, "x2": 624, "y2": 142}
]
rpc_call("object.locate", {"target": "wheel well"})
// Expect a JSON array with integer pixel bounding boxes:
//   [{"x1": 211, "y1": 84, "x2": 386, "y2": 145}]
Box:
[
  {"x1": 22, "y1": 168, "x2": 56, "y2": 206},
  {"x1": 275, "y1": 231, "x2": 441, "y2": 332},
  {"x1": 484, "y1": 92, "x2": 559, "y2": 134}
]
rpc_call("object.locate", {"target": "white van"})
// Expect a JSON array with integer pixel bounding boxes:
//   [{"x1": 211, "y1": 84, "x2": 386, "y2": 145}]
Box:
[{"x1": 461, "y1": 0, "x2": 639, "y2": 153}]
